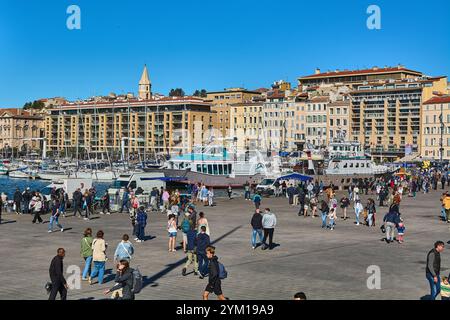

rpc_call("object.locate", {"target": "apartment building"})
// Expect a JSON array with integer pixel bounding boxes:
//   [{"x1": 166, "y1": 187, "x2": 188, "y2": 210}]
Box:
[
  {"x1": 421, "y1": 95, "x2": 450, "y2": 159},
  {"x1": 45, "y1": 97, "x2": 217, "y2": 157},
  {"x1": 229, "y1": 101, "x2": 263, "y2": 152},
  {"x1": 298, "y1": 65, "x2": 423, "y2": 89},
  {"x1": 304, "y1": 96, "x2": 329, "y2": 147},
  {"x1": 327, "y1": 100, "x2": 350, "y2": 142},
  {"x1": 349, "y1": 76, "x2": 448, "y2": 161},
  {"x1": 206, "y1": 88, "x2": 261, "y2": 138},
  {"x1": 0, "y1": 109, "x2": 44, "y2": 151}
]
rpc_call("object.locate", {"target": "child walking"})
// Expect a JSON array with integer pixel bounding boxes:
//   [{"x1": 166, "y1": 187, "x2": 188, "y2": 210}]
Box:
[{"x1": 397, "y1": 219, "x2": 405, "y2": 244}]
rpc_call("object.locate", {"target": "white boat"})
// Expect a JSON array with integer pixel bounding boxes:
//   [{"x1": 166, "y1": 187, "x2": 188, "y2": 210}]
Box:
[
  {"x1": 324, "y1": 140, "x2": 390, "y2": 175},
  {"x1": 9, "y1": 170, "x2": 31, "y2": 179}
]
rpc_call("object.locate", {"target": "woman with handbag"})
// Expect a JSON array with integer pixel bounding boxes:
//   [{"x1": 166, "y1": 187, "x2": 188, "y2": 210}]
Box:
[{"x1": 80, "y1": 228, "x2": 93, "y2": 281}]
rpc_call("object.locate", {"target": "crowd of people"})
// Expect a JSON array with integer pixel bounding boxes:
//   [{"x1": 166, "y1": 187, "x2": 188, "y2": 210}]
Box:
[{"x1": 4, "y1": 164, "x2": 450, "y2": 301}]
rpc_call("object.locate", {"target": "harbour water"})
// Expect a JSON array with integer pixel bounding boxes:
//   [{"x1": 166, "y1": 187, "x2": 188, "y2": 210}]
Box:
[{"x1": 0, "y1": 175, "x2": 110, "y2": 198}]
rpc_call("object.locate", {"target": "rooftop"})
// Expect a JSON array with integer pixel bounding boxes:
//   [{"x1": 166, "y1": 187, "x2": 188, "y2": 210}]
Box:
[
  {"x1": 299, "y1": 66, "x2": 422, "y2": 80},
  {"x1": 423, "y1": 95, "x2": 450, "y2": 105}
]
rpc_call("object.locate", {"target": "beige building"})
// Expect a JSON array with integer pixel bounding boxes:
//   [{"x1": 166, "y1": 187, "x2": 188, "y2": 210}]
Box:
[
  {"x1": 349, "y1": 76, "x2": 448, "y2": 161},
  {"x1": 45, "y1": 67, "x2": 217, "y2": 158},
  {"x1": 327, "y1": 100, "x2": 350, "y2": 142},
  {"x1": 304, "y1": 96, "x2": 329, "y2": 147},
  {"x1": 298, "y1": 65, "x2": 423, "y2": 89},
  {"x1": 0, "y1": 109, "x2": 44, "y2": 152},
  {"x1": 229, "y1": 101, "x2": 263, "y2": 152},
  {"x1": 421, "y1": 95, "x2": 450, "y2": 159},
  {"x1": 206, "y1": 88, "x2": 261, "y2": 138}
]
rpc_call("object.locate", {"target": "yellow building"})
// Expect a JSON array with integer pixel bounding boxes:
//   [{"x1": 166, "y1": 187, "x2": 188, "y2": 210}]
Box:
[
  {"x1": 229, "y1": 101, "x2": 263, "y2": 152},
  {"x1": 304, "y1": 96, "x2": 329, "y2": 147},
  {"x1": 0, "y1": 109, "x2": 44, "y2": 153},
  {"x1": 45, "y1": 97, "x2": 217, "y2": 158},
  {"x1": 327, "y1": 100, "x2": 350, "y2": 142},
  {"x1": 206, "y1": 88, "x2": 261, "y2": 139},
  {"x1": 421, "y1": 95, "x2": 450, "y2": 159}
]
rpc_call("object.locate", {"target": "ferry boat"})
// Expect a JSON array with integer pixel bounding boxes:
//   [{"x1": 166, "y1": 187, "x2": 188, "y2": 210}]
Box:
[
  {"x1": 324, "y1": 140, "x2": 390, "y2": 175},
  {"x1": 149, "y1": 145, "x2": 276, "y2": 188}
]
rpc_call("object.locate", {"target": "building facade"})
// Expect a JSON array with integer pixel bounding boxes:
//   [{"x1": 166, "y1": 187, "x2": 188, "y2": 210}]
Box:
[
  {"x1": 304, "y1": 96, "x2": 329, "y2": 147},
  {"x1": 45, "y1": 97, "x2": 217, "y2": 158},
  {"x1": 229, "y1": 101, "x2": 263, "y2": 152},
  {"x1": 206, "y1": 88, "x2": 261, "y2": 138},
  {"x1": 349, "y1": 76, "x2": 448, "y2": 161},
  {"x1": 421, "y1": 95, "x2": 450, "y2": 159},
  {"x1": 327, "y1": 100, "x2": 350, "y2": 142},
  {"x1": 0, "y1": 109, "x2": 44, "y2": 153}
]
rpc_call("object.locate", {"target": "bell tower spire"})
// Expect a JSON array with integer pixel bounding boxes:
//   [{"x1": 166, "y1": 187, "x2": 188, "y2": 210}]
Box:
[{"x1": 138, "y1": 64, "x2": 151, "y2": 100}]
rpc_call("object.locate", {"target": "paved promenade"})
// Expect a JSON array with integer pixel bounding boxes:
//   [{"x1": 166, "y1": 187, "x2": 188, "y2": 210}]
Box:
[{"x1": 0, "y1": 188, "x2": 449, "y2": 300}]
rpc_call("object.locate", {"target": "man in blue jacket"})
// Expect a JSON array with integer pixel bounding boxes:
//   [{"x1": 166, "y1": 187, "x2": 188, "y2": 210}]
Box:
[
  {"x1": 135, "y1": 206, "x2": 147, "y2": 243},
  {"x1": 196, "y1": 226, "x2": 210, "y2": 278},
  {"x1": 382, "y1": 209, "x2": 400, "y2": 243}
]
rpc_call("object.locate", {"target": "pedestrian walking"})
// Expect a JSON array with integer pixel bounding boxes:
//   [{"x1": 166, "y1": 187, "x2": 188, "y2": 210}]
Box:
[
  {"x1": 426, "y1": 241, "x2": 444, "y2": 300},
  {"x1": 340, "y1": 196, "x2": 350, "y2": 220},
  {"x1": 135, "y1": 206, "x2": 147, "y2": 243},
  {"x1": 354, "y1": 199, "x2": 363, "y2": 226},
  {"x1": 250, "y1": 209, "x2": 264, "y2": 249},
  {"x1": 182, "y1": 228, "x2": 199, "y2": 276},
  {"x1": 167, "y1": 214, "x2": 178, "y2": 252},
  {"x1": 382, "y1": 209, "x2": 400, "y2": 243},
  {"x1": 72, "y1": 188, "x2": 83, "y2": 218},
  {"x1": 202, "y1": 246, "x2": 226, "y2": 301},
  {"x1": 244, "y1": 181, "x2": 251, "y2": 200},
  {"x1": 227, "y1": 185, "x2": 232, "y2": 200},
  {"x1": 197, "y1": 226, "x2": 211, "y2": 278},
  {"x1": 13, "y1": 188, "x2": 22, "y2": 214},
  {"x1": 89, "y1": 230, "x2": 107, "y2": 285},
  {"x1": 253, "y1": 193, "x2": 262, "y2": 210},
  {"x1": 197, "y1": 211, "x2": 210, "y2": 236},
  {"x1": 31, "y1": 195, "x2": 44, "y2": 224},
  {"x1": 320, "y1": 200, "x2": 329, "y2": 228},
  {"x1": 114, "y1": 234, "x2": 134, "y2": 262},
  {"x1": 261, "y1": 208, "x2": 277, "y2": 250},
  {"x1": 48, "y1": 200, "x2": 64, "y2": 233},
  {"x1": 48, "y1": 248, "x2": 68, "y2": 300},
  {"x1": 80, "y1": 228, "x2": 93, "y2": 281}
]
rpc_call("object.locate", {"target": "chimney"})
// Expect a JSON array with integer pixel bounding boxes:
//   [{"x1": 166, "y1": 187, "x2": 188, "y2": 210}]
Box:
[
  {"x1": 315, "y1": 68, "x2": 321, "y2": 75},
  {"x1": 373, "y1": 66, "x2": 378, "y2": 71},
  {"x1": 335, "y1": 69, "x2": 340, "y2": 73}
]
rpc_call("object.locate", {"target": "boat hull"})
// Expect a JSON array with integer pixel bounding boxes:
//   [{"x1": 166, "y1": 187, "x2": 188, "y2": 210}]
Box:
[{"x1": 145, "y1": 168, "x2": 263, "y2": 188}]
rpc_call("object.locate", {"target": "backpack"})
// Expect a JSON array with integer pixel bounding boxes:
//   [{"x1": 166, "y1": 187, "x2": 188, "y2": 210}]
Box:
[
  {"x1": 131, "y1": 267, "x2": 143, "y2": 294},
  {"x1": 182, "y1": 218, "x2": 191, "y2": 233},
  {"x1": 218, "y1": 262, "x2": 228, "y2": 280}
]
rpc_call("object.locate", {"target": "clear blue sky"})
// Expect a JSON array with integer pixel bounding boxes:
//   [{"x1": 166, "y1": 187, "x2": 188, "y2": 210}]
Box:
[{"x1": 0, "y1": 0, "x2": 449, "y2": 107}]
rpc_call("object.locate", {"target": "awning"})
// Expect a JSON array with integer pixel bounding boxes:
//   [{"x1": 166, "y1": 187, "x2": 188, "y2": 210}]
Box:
[
  {"x1": 275, "y1": 173, "x2": 314, "y2": 182},
  {"x1": 140, "y1": 177, "x2": 187, "y2": 182}
]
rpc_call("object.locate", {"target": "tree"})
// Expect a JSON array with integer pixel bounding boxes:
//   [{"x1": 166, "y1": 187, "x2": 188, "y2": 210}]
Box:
[
  {"x1": 23, "y1": 100, "x2": 45, "y2": 110},
  {"x1": 193, "y1": 89, "x2": 207, "y2": 97},
  {"x1": 169, "y1": 88, "x2": 185, "y2": 97}
]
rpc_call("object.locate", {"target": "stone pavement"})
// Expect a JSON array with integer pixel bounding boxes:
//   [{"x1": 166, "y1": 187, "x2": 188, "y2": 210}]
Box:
[{"x1": 0, "y1": 188, "x2": 449, "y2": 300}]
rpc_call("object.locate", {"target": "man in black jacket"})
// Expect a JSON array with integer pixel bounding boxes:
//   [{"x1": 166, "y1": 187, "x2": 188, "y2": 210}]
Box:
[
  {"x1": 250, "y1": 209, "x2": 263, "y2": 249},
  {"x1": 49, "y1": 248, "x2": 68, "y2": 300},
  {"x1": 72, "y1": 188, "x2": 83, "y2": 217},
  {"x1": 13, "y1": 188, "x2": 22, "y2": 214},
  {"x1": 202, "y1": 246, "x2": 225, "y2": 300},
  {"x1": 22, "y1": 187, "x2": 32, "y2": 214},
  {"x1": 426, "y1": 241, "x2": 445, "y2": 300}
]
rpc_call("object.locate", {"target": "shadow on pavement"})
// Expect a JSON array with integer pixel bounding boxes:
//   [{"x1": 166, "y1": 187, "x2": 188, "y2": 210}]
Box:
[{"x1": 140, "y1": 224, "x2": 243, "y2": 290}]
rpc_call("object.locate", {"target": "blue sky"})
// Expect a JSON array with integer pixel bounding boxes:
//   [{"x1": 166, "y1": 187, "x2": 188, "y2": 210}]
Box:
[{"x1": 0, "y1": 0, "x2": 449, "y2": 106}]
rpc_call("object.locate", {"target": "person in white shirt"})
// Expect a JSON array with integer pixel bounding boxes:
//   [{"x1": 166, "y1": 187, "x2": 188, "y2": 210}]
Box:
[
  {"x1": 354, "y1": 199, "x2": 364, "y2": 226},
  {"x1": 261, "y1": 208, "x2": 277, "y2": 250}
]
